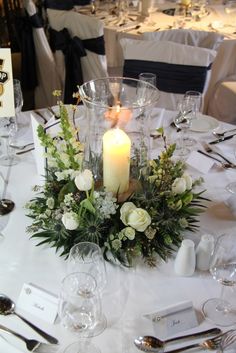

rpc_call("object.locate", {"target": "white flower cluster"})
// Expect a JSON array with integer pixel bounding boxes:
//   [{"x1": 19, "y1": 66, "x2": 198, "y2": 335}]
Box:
[{"x1": 94, "y1": 191, "x2": 118, "y2": 220}]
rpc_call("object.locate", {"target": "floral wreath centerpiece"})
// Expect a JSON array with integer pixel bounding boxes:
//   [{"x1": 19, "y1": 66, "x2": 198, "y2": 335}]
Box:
[{"x1": 26, "y1": 78, "x2": 207, "y2": 267}]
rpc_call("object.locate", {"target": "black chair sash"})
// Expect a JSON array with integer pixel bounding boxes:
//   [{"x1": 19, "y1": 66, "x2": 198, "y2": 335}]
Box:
[
  {"x1": 44, "y1": 0, "x2": 90, "y2": 10},
  {"x1": 49, "y1": 27, "x2": 105, "y2": 103},
  {"x1": 123, "y1": 59, "x2": 213, "y2": 94},
  {"x1": 29, "y1": 13, "x2": 44, "y2": 28},
  {"x1": 14, "y1": 15, "x2": 38, "y2": 90}
]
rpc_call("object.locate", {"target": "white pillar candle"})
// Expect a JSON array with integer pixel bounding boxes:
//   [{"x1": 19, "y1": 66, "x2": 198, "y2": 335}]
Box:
[{"x1": 103, "y1": 128, "x2": 131, "y2": 194}]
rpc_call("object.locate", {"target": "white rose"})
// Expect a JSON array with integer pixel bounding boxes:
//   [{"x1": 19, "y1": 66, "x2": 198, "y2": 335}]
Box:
[
  {"x1": 128, "y1": 208, "x2": 151, "y2": 232},
  {"x1": 75, "y1": 169, "x2": 93, "y2": 191},
  {"x1": 182, "y1": 173, "x2": 192, "y2": 190},
  {"x1": 172, "y1": 177, "x2": 186, "y2": 194},
  {"x1": 62, "y1": 212, "x2": 79, "y2": 230},
  {"x1": 120, "y1": 202, "x2": 136, "y2": 226}
]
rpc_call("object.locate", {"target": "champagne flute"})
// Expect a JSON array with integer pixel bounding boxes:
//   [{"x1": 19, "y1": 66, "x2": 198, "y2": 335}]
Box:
[
  {"x1": 174, "y1": 99, "x2": 191, "y2": 157},
  {"x1": 0, "y1": 116, "x2": 19, "y2": 166},
  {"x1": 183, "y1": 90, "x2": 202, "y2": 146},
  {"x1": 202, "y1": 233, "x2": 236, "y2": 326},
  {"x1": 13, "y1": 79, "x2": 24, "y2": 130},
  {"x1": 137, "y1": 73, "x2": 157, "y2": 164}
]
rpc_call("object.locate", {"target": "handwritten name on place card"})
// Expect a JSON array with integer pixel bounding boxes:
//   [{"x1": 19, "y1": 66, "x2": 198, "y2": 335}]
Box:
[{"x1": 17, "y1": 283, "x2": 59, "y2": 324}]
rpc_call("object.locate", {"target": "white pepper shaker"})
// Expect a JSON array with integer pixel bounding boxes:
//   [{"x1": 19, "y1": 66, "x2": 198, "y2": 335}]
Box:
[
  {"x1": 196, "y1": 234, "x2": 214, "y2": 271},
  {"x1": 174, "y1": 239, "x2": 196, "y2": 276}
]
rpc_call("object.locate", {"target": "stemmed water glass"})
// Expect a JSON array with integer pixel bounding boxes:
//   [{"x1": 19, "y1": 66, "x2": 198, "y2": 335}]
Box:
[
  {"x1": 202, "y1": 233, "x2": 236, "y2": 326},
  {"x1": 58, "y1": 271, "x2": 106, "y2": 337}
]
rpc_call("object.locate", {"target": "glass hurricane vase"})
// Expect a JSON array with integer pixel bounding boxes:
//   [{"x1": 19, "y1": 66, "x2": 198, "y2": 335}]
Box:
[{"x1": 78, "y1": 77, "x2": 159, "y2": 196}]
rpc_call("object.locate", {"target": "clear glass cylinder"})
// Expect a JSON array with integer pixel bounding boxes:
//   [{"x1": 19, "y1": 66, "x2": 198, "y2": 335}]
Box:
[{"x1": 78, "y1": 77, "x2": 160, "y2": 190}]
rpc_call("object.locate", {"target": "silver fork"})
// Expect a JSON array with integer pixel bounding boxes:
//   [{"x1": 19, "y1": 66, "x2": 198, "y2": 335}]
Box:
[
  {"x1": 217, "y1": 329, "x2": 236, "y2": 352},
  {"x1": 202, "y1": 142, "x2": 233, "y2": 164},
  {"x1": 0, "y1": 324, "x2": 58, "y2": 352},
  {"x1": 165, "y1": 330, "x2": 232, "y2": 352},
  {"x1": 197, "y1": 150, "x2": 236, "y2": 169}
]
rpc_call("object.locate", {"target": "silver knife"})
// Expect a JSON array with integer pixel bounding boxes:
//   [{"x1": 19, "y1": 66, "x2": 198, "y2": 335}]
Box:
[{"x1": 209, "y1": 132, "x2": 236, "y2": 144}]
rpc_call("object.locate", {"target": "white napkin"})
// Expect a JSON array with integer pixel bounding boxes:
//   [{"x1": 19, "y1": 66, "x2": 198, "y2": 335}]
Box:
[{"x1": 186, "y1": 150, "x2": 215, "y2": 174}]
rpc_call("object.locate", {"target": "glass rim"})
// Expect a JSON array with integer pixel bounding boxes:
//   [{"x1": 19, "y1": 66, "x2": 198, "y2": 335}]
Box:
[{"x1": 78, "y1": 76, "x2": 160, "y2": 110}]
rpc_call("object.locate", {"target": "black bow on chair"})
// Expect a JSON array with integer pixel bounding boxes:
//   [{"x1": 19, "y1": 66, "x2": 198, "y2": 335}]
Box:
[
  {"x1": 15, "y1": 14, "x2": 42, "y2": 90},
  {"x1": 49, "y1": 27, "x2": 105, "y2": 104}
]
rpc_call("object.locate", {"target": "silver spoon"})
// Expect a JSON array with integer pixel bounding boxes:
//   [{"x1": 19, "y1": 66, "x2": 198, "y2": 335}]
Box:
[
  {"x1": 212, "y1": 127, "x2": 236, "y2": 138},
  {"x1": 0, "y1": 294, "x2": 58, "y2": 344},
  {"x1": 134, "y1": 328, "x2": 221, "y2": 352}
]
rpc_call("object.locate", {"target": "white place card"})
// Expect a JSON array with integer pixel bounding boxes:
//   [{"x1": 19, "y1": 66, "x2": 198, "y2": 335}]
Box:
[
  {"x1": 186, "y1": 150, "x2": 215, "y2": 174},
  {"x1": 17, "y1": 283, "x2": 59, "y2": 324},
  {"x1": 143, "y1": 300, "x2": 198, "y2": 337},
  {"x1": 0, "y1": 48, "x2": 15, "y2": 117}
]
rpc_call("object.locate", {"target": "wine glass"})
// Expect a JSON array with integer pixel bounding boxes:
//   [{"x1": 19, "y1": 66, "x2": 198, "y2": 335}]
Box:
[
  {"x1": 63, "y1": 341, "x2": 101, "y2": 353},
  {"x1": 58, "y1": 272, "x2": 106, "y2": 337},
  {"x1": 67, "y1": 242, "x2": 107, "y2": 293},
  {"x1": 202, "y1": 233, "x2": 236, "y2": 326},
  {"x1": 183, "y1": 90, "x2": 202, "y2": 146},
  {"x1": 174, "y1": 99, "x2": 192, "y2": 157}
]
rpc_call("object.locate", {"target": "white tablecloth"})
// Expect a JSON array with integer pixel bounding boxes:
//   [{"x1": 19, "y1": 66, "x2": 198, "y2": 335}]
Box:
[{"x1": 0, "y1": 109, "x2": 236, "y2": 353}]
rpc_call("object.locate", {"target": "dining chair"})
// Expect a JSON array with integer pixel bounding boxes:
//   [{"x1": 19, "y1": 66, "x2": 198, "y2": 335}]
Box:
[
  {"x1": 46, "y1": 8, "x2": 108, "y2": 103},
  {"x1": 205, "y1": 39, "x2": 236, "y2": 123},
  {"x1": 142, "y1": 29, "x2": 224, "y2": 51},
  {"x1": 120, "y1": 38, "x2": 217, "y2": 111},
  {"x1": 23, "y1": 0, "x2": 62, "y2": 109}
]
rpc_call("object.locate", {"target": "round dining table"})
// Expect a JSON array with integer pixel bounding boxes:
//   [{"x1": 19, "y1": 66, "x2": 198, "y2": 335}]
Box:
[{"x1": 0, "y1": 107, "x2": 236, "y2": 353}]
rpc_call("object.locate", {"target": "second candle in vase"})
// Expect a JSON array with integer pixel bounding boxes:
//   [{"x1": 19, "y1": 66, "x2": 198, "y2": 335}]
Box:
[{"x1": 103, "y1": 128, "x2": 131, "y2": 194}]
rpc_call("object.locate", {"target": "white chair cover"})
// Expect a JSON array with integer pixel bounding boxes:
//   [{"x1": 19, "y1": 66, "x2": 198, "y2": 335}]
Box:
[
  {"x1": 23, "y1": 0, "x2": 62, "y2": 109},
  {"x1": 120, "y1": 38, "x2": 217, "y2": 111},
  {"x1": 46, "y1": 8, "x2": 108, "y2": 91},
  {"x1": 142, "y1": 29, "x2": 224, "y2": 51},
  {"x1": 205, "y1": 40, "x2": 236, "y2": 123}
]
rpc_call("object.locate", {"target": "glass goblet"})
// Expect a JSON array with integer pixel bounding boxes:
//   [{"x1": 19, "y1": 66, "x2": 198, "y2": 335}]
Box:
[
  {"x1": 58, "y1": 272, "x2": 106, "y2": 337},
  {"x1": 13, "y1": 79, "x2": 24, "y2": 130},
  {"x1": 202, "y1": 233, "x2": 236, "y2": 326},
  {"x1": 67, "y1": 242, "x2": 107, "y2": 293}
]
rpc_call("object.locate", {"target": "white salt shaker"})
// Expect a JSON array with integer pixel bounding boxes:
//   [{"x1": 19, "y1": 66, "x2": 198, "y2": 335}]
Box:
[
  {"x1": 196, "y1": 234, "x2": 214, "y2": 271},
  {"x1": 174, "y1": 239, "x2": 196, "y2": 276}
]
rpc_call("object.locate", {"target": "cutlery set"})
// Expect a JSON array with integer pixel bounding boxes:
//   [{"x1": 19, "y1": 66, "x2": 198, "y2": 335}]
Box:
[{"x1": 134, "y1": 329, "x2": 236, "y2": 353}]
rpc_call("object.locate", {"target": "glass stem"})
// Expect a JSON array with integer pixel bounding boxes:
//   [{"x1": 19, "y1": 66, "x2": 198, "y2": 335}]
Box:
[{"x1": 1, "y1": 137, "x2": 10, "y2": 157}]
